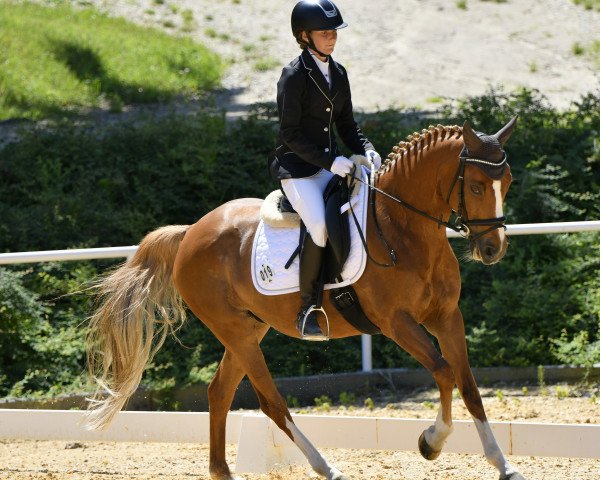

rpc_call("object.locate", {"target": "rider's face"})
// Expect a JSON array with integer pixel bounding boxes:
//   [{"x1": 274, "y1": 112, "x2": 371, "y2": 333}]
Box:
[{"x1": 303, "y1": 29, "x2": 338, "y2": 58}]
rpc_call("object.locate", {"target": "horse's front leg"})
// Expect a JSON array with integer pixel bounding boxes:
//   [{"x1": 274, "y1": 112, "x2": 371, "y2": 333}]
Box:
[
  {"x1": 382, "y1": 310, "x2": 456, "y2": 459},
  {"x1": 428, "y1": 308, "x2": 527, "y2": 480}
]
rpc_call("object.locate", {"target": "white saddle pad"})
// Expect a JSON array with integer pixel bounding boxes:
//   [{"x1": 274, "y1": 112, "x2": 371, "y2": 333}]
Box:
[{"x1": 251, "y1": 166, "x2": 370, "y2": 296}]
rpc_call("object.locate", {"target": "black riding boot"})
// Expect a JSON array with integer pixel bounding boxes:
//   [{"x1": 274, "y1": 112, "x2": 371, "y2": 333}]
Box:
[{"x1": 296, "y1": 234, "x2": 329, "y2": 341}]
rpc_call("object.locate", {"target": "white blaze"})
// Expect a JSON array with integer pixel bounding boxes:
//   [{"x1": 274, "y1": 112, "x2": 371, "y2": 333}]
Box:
[{"x1": 492, "y1": 180, "x2": 505, "y2": 242}]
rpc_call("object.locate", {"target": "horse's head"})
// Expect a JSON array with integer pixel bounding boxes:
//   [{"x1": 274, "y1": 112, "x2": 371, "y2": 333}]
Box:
[{"x1": 459, "y1": 117, "x2": 517, "y2": 265}]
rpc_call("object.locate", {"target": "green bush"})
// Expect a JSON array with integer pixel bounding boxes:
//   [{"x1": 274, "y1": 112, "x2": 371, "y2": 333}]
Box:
[
  {"x1": 0, "y1": 88, "x2": 598, "y2": 399},
  {"x1": 0, "y1": 265, "x2": 93, "y2": 397}
]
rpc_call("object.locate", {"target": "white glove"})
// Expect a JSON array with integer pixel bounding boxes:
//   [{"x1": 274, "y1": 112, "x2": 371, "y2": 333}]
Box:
[
  {"x1": 330, "y1": 155, "x2": 354, "y2": 177},
  {"x1": 365, "y1": 149, "x2": 382, "y2": 169}
]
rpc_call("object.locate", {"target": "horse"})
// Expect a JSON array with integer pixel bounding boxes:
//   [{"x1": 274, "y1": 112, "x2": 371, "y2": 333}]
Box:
[{"x1": 85, "y1": 117, "x2": 526, "y2": 480}]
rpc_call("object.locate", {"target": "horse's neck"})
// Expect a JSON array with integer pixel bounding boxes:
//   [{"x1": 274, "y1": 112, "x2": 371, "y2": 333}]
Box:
[{"x1": 376, "y1": 138, "x2": 463, "y2": 236}]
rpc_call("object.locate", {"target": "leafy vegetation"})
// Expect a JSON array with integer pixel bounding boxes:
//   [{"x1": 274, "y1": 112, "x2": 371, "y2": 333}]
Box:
[
  {"x1": 0, "y1": 1, "x2": 223, "y2": 120},
  {"x1": 0, "y1": 88, "x2": 598, "y2": 401}
]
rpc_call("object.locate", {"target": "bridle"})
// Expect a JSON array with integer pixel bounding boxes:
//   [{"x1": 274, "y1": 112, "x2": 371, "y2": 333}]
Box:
[
  {"x1": 445, "y1": 150, "x2": 508, "y2": 240},
  {"x1": 349, "y1": 150, "x2": 508, "y2": 268}
]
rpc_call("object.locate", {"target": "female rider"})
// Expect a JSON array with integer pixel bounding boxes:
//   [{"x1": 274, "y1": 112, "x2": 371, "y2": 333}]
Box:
[{"x1": 268, "y1": 0, "x2": 381, "y2": 341}]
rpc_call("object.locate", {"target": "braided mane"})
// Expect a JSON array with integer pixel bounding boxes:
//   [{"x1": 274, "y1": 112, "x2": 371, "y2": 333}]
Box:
[{"x1": 379, "y1": 124, "x2": 464, "y2": 175}]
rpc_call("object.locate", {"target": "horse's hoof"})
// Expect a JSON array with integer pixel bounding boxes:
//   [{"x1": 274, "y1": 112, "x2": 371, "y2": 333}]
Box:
[
  {"x1": 418, "y1": 432, "x2": 441, "y2": 460},
  {"x1": 210, "y1": 470, "x2": 244, "y2": 480},
  {"x1": 500, "y1": 472, "x2": 526, "y2": 480},
  {"x1": 330, "y1": 469, "x2": 349, "y2": 480}
]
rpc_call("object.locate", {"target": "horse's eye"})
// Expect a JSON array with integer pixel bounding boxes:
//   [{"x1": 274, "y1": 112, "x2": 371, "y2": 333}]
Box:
[{"x1": 470, "y1": 184, "x2": 482, "y2": 195}]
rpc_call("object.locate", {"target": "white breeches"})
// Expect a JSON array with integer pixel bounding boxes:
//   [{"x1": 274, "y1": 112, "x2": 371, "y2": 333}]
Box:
[{"x1": 281, "y1": 168, "x2": 334, "y2": 248}]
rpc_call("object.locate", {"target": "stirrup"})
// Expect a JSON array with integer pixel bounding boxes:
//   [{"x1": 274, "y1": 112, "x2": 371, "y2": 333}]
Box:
[{"x1": 299, "y1": 305, "x2": 330, "y2": 341}]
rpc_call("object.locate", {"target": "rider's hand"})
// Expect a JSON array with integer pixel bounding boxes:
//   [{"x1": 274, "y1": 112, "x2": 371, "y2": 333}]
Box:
[
  {"x1": 330, "y1": 156, "x2": 354, "y2": 177},
  {"x1": 365, "y1": 149, "x2": 382, "y2": 169}
]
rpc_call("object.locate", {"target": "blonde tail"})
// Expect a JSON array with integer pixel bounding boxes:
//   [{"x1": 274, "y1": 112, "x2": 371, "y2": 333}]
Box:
[{"x1": 86, "y1": 225, "x2": 189, "y2": 429}]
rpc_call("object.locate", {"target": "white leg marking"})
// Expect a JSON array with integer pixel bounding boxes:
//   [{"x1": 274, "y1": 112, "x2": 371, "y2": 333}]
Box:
[
  {"x1": 285, "y1": 418, "x2": 342, "y2": 479},
  {"x1": 492, "y1": 180, "x2": 505, "y2": 242},
  {"x1": 473, "y1": 418, "x2": 517, "y2": 477},
  {"x1": 424, "y1": 408, "x2": 454, "y2": 451}
]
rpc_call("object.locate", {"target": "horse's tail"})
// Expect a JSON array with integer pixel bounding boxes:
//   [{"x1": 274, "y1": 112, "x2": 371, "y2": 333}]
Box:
[{"x1": 85, "y1": 224, "x2": 189, "y2": 430}]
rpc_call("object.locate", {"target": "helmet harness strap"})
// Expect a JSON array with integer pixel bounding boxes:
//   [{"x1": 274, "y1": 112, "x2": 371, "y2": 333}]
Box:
[{"x1": 305, "y1": 31, "x2": 329, "y2": 60}]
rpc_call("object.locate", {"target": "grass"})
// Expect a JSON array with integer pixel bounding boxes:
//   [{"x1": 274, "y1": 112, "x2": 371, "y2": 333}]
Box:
[
  {"x1": 181, "y1": 9, "x2": 196, "y2": 33},
  {"x1": 0, "y1": 1, "x2": 224, "y2": 120},
  {"x1": 426, "y1": 96, "x2": 444, "y2": 104},
  {"x1": 254, "y1": 56, "x2": 279, "y2": 71},
  {"x1": 204, "y1": 27, "x2": 231, "y2": 41},
  {"x1": 572, "y1": 0, "x2": 600, "y2": 11},
  {"x1": 590, "y1": 40, "x2": 600, "y2": 69},
  {"x1": 572, "y1": 42, "x2": 585, "y2": 56},
  {"x1": 456, "y1": 0, "x2": 468, "y2": 9},
  {"x1": 556, "y1": 385, "x2": 570, "y2": 399},
  {"x1": 314, "y1": 395, "x2": 332, "y2": 412}
]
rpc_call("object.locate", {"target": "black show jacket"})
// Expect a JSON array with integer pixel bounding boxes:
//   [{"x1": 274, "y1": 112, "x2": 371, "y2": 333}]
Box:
[{"x1": 268, "y1": 49, "x2": 374, "y2": 181}]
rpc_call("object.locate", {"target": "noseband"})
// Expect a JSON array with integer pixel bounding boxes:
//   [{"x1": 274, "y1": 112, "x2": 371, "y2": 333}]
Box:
[{"x1": 349, "y1": 150, "x2": 508, "y2": 268}]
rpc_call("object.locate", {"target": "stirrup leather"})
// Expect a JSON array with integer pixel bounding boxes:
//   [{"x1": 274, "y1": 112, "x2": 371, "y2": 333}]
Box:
[{"x1": 299, "y1": 305, "x2": 330, "y2": 341}]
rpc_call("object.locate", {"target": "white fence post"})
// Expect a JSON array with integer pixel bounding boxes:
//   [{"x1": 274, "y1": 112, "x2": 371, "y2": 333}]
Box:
[{"x1": 361, "y1": 334, "x2": 372, "y2": 372}]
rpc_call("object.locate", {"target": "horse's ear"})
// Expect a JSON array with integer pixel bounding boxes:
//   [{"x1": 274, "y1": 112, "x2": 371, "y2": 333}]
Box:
[
  {"x1": 462, "y1": 120, "x2": 484, "y2": 153},
  {"x1": 495, "y1": 115, "x2": 518, "y2": 146}
]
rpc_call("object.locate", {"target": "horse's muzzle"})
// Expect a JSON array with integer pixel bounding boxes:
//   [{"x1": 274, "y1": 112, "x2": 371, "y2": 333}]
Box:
[{"x1": 472, "y1": 235, "x2": 508, "y2": 265}]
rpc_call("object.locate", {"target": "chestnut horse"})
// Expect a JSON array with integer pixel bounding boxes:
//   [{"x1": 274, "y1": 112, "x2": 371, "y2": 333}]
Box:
[{"x1": 86, "y1": 117, "x2": 527, "y2": 480}]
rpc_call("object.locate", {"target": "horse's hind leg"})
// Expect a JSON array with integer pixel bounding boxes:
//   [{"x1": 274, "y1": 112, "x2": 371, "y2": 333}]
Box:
[
  {"x1": 191, "y1": 304, "x2": 345, "y2": 480},
  {"x1": 383, "y1": 311, "x2": 456, "y2": 459},
  {"x1": 431, "y1": 309, "x2": 526, "y2": 480},
  {"x1": 236, "y1": 341, "x2": 346, "y2": 480},
  {"x1": 208, "y1": 323, "x2": 269, "y2": 480},
  {"x1": 205, "y1": 316, "x2": 345, "y2": 479}
]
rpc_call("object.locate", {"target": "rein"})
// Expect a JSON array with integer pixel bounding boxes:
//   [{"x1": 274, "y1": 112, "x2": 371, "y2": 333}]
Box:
[{"x1": 349, "y1": 152, "x2": 508, "y2": 268}]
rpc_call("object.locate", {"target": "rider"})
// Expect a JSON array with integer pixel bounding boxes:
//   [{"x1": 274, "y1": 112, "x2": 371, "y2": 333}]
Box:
[{"x1": 268, "y1": 0, "x2": 382, "y2": 341}]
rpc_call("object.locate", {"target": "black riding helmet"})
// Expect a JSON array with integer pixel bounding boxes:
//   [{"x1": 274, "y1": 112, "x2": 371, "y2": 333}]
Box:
[{"x1": 291, "y1": 0, "x2": 347, "y2": 57}]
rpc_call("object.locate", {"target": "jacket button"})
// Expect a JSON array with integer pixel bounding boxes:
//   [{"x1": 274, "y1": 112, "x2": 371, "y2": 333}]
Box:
[
  {"x1": 324, "y1": 127, "x2": 329, "y2": 132},
  {"x1": 325, "y1": 148, "x2": 330, "y2": 153},
  {"x1": 326, "y1": 107, "x2": 331, "y2": 112}
]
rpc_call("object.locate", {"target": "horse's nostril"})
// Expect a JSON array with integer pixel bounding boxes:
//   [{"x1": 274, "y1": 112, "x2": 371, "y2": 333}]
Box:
[{"x1": 484, "y1": 245, "x2": 496, "y2": 258}]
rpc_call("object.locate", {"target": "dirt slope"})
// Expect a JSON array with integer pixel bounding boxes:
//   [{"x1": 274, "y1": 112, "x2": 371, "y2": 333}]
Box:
[{"x1": 87, "y1": 0, "x2": 600, "y2": 112}]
